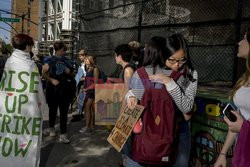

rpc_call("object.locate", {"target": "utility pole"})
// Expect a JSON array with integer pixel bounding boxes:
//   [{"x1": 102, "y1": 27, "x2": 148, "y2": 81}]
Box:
[
  {"x1": 21, "y1": 13, "x2": 25, "y2": 33},
  {"x1": 0, "y1": 9, "x2": 38, "y2": 34},
  {"x1": 0, "y1": 9, "x2": 38, "y2": 25}
]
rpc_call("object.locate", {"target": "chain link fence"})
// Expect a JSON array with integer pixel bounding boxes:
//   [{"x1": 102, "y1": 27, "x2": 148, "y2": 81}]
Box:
[{"x1": 79, "y1": 0, "x2": 250, "y2": 86}]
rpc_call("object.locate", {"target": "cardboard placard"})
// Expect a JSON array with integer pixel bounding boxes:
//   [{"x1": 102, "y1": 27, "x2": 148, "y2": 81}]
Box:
[
  {"x1": 95, "y1": 83, "x2": 126, "y2": 125},
  {"x1": 107, "y1": 105, "x2": 144, "y2": 152}
]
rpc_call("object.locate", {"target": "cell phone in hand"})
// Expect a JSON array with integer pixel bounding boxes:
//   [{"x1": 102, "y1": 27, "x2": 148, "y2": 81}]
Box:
[{"x1": 222, "y1": 103, "x2": 237, "y2": 122}]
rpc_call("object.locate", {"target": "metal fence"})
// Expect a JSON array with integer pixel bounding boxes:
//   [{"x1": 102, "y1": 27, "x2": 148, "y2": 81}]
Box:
[{"x1": 78, "y1": 0, "x2": 250, "y2": 86}]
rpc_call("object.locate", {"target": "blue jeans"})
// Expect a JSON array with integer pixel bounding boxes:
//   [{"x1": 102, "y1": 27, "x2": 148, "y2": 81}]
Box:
[
  {"x1": 172, "y1": 130, "x2": 191, "y2": 167},
  {"x1": 127, "y1": 157, "x2": 145, "y2": 167}
]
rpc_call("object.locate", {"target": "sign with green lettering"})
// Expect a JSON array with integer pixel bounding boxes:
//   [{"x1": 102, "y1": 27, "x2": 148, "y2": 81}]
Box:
[
  {"x1": 0, "y1": 17, "x2": 20, "y2": 23},
  {"x1": 0, "y1": 52, "x2": 46, "y2": 167}
]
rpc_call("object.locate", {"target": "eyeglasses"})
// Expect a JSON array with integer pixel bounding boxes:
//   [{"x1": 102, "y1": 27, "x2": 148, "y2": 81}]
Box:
[{"x1": 167, "y1": 58, "x2": 187, "y2": 64}]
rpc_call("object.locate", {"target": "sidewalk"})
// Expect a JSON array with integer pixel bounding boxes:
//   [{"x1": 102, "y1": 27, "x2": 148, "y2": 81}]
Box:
[{"x1": 40, "y1": 113, "x2": 121, "y2": 167}]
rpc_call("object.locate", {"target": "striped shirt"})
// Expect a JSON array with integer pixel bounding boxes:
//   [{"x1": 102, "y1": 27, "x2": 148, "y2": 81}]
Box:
[{"x1": 126, "y1": 66, "x2": 198, "y2": 113}]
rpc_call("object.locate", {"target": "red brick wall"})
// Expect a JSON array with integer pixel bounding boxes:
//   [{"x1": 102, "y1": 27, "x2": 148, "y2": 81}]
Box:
[{"x1": 11, "y1": 0, "x2": 39, "y2": 41}]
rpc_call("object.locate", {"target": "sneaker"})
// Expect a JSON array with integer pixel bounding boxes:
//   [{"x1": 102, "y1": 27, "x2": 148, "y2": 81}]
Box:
[
  {"x1": 49, "y1": 128, "x2": 56, "y2": 137},
  {"x1": 79, "y1": 127, "x2": 92, "y2": 133},
  {"x1": 59, "y1": 134, "x2": 70, "y2": 144},
  {"x1": 79, "y1": 127, "x2": 87, "y2": 133}
]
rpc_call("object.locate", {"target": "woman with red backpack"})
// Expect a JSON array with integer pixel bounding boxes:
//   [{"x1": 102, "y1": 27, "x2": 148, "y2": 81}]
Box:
[{"x1": 126, "y1": 34, "x2": 198, "y2": 167}]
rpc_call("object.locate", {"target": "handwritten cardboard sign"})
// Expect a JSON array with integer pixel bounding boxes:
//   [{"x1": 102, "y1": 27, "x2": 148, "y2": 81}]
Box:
[
  {"x1": 107, "y1": 105, "x2": 144, "y2": 152},
  {"x1": 95, "y1": 83, "x2": 126, "y2": 125}
]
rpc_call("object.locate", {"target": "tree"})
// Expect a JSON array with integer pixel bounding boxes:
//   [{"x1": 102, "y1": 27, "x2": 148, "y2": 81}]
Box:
[{"x1": 0, "y1": 41, "x2": 13, "y2": 55}]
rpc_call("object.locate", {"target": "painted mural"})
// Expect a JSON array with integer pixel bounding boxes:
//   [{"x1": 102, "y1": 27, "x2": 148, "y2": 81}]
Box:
[
  {"x1": 95, "y1": 83, "x2": 125, "y2": 125},
  {"x1": 190, "y1": 86, "x2": 234, "y2": 166}
]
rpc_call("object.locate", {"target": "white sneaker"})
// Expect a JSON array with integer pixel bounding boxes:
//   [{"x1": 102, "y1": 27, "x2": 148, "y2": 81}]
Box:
[
  {"x1": 79, "y1": 127, "x2": 87, "y2": 133},
  {"x1": 49, "y1": 128, "x2": 56, "y2": 137},
  {"x1": 59, "y1": 134, "x2": 70, "y2": 144},
  {"x1": 79, "y1": 127, "x2": 92, "y2": 133}
]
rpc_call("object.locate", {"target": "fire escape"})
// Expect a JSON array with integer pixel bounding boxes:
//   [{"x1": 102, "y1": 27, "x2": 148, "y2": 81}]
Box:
[{"x1": 39, "y1": 0, "x2": 79, "y2": 58}]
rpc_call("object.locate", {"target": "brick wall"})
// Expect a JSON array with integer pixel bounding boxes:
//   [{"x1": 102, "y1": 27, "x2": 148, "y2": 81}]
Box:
[{"x1": 11, "y1": 0, "x2": 39, "y2": 41}]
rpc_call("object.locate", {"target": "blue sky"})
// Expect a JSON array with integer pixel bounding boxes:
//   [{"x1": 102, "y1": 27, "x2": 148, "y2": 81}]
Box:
[{"x1": 0, "y1": 0, "x2": 12, "y2": 43}]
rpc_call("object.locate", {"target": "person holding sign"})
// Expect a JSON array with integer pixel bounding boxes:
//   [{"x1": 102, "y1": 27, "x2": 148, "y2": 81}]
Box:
[
  {"x1": 71, "y1": 49, "x2": 87, "y2": 122},
  {"x1": 42, "y1": 41, "x2": 74, "y2": 144},
  {"x1": 126, "y1": 34, "x2": 198, "y2": 167},
  {"x1": 0, "y1": 34, "x2": 46, "y2": 167},
  {"x1": 214, "y1": 27, "x2": 250, "y2": 167},
  {"x1": 75, "y1": 49, "x2": 87, "y2": 86},
  {"x1": 79, "y1": 55, "x2": 100, "y2": 133},
  {"x1": 115, "y1": 44, "x2": 135, "y2": 90},
  {"x1": 114, "y1": 44, "x2": 135, "y2": 167}
]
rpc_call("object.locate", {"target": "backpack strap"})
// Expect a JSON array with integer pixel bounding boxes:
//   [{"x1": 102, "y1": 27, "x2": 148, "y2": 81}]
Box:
[
  {"x1": 137, "y1": 67, "x2": 187, "y2": 89},
  {"x1": 137, "y1": 67, "x2": 150, "y2": 89},
  {"x1": 122, "y1": 63, "x2": 136, "y2": 80},
  {"x1": 170, "y1": 68, "x2": 187, "y2": 81},
  {"x1": 97, "y1": 66, "x2": 107, "y2": 83},
  {"x1": 170, "y1": 71, "x2": 181, "y2": 81},
  {"x1": 124, "y1": 63, "x2": 136, "y2": 72}
]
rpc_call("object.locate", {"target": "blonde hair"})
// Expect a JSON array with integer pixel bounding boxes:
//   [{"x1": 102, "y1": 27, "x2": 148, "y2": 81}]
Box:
[
  {"x1": 86, "y1": 55, "x2": 96, "y2": 67},
  {"x1": 79, "y1": 49, "x2": 87, "y2": 55},
  {"x1": 230, "y1": 28, "x2": 250, "y2": 99},
  {"x1": 128, "y1": 41, "x2": 140, "y2": 49}
]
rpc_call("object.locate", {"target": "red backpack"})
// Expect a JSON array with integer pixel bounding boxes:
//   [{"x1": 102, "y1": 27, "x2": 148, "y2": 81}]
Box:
[{"x1": 132, "y1": 67, "x2": 184, "y2": 166}]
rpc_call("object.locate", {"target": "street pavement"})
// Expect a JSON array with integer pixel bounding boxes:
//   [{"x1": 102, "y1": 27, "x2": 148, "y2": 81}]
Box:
[
  {"x1": 39, "y1": 112, "x2": 234, "y2": 167},
  {"x1": 40, "y1": 112, "x2": 121, "y2": 167}
]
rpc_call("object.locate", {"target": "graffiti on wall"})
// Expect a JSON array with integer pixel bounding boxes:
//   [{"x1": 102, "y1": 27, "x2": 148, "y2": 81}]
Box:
[
  {"x1": 95, "y1": 83, "x2": 125, "y2": 125},
  {"x1": 191, "y1": 87, "x2": 234, "y2": 165}
]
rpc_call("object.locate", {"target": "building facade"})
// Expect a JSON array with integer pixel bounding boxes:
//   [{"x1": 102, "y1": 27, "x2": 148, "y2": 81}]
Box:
[
  {"x1": 11, "y1": 0, "x2": 39, "y2": 54},
  {"x1": 11, "y1": 0, "x2": 39, "y2": 40}
]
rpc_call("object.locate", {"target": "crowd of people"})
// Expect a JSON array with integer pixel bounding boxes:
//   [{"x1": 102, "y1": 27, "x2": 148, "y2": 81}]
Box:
[{"x1": 0, "y1": 27, "x2": 249, "y2": 166}]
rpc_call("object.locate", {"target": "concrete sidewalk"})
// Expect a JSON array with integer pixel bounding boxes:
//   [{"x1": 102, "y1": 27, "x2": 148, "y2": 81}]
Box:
[{"x1": 40, "y1": 114, "x2": 121, "y2": 167}]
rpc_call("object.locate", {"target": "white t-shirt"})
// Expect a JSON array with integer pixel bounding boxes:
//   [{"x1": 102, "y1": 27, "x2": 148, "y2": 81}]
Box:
[
  {"x1": 81, "y1": 63, "x2": 86, "y2": 76},
  {"x1": 234, "y1": 86, "x2": 250, "y2": 120}
]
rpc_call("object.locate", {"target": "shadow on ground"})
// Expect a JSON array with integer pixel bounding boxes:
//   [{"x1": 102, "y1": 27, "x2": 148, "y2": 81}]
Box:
[{"x1": 40, "y1": 118, "x2": 121, "y2": 167}]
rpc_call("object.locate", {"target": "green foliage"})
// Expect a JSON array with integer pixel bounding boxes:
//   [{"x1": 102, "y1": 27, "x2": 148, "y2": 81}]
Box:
[
  {"x1": 1, "y1": 41, "x2": 13, "y2": 54},
  {"x1": 4, "y1": 43, "x2": 13, "y2": 53}
]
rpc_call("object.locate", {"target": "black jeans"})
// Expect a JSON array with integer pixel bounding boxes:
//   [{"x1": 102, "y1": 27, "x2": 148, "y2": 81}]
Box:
[{"x1": 46, "y1": 83, "x2": 71, "y2": 134}]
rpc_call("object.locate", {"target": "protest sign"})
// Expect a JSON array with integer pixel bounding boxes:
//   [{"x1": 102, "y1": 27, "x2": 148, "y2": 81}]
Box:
[
  {"x1": 95, "y1": 83, "x2": 125, "y2": 125},
  {"x1": 107, "y1": 105, "x2": 144, "y2": 152},
  {"x1": 0, "y1": 52, "x2": 46, "y2": 167}
]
